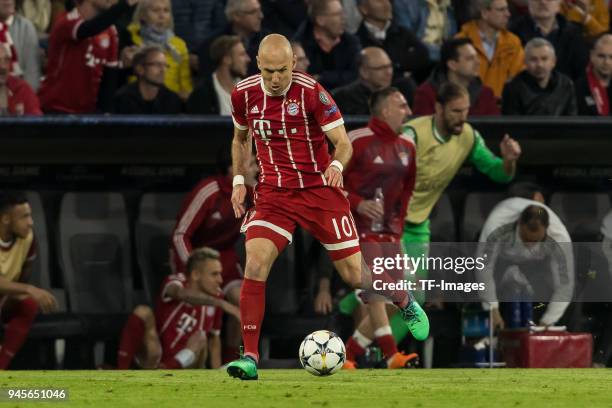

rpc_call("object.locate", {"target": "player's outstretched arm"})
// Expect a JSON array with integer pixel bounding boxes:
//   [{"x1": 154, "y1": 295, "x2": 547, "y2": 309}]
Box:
[
  {"x1": 324, "y1": 125, "x2": 353, "y2": 188},
  {"x1": 231, "y1": 127, "x2": 251, "y2": 217},
  {"x1": 166, "y1": 285, "x2": 241, "y2": 319}
]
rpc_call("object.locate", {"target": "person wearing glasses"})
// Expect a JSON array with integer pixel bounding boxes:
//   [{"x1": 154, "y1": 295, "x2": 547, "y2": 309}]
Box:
[
  {"x1": 332, "y1": 46, "x2": 416, "y2": 115},
  {"x1": 113, "y1": 45, "x2": 182, "y2": 113}
]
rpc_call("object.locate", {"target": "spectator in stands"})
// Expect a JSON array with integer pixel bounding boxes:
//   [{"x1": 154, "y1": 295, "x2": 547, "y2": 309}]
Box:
[
  {"x1": 0, "y1": 43, "x2": 41, "y2": 115},
  {"x1": 291, "y1": 41, "x2": 310, "y2": 72},
  {"x1": 0, "y1": 0, "x2": 41, "y2": 91},
  {"x1": 261, "y1": 0, "x2": 307, "y2": 38},
  {"x1": 413, "y1": 38, "x2": 499, "y2": 115},
  {"x1": 39, "y1": 0, "x2": 137, "y2": 113},
  {"x1": 196, "y1": 0, "x2": 267, "y2": 79},
  {"x1": 575, "y1": 33, "x2": 612, "y2": 115},
  {"x1": 170, "y1": 149, "x2": 257, "y2": 364},
  {"x1": 477, "y1": 200, "x2": 574, "y2": 329},
  {"x1": 355, "y1": 0, "x2": 430, "y2": 83},
  {"x1": 117, "y1": 248, "x2": 241, "y2": 369},
  {"x1": 561, "y1": 0, "x2": 609, "y2": 39},
  {"x1": 127, "y1": 0, "x2": 192, "y2": 100},
  {"x1": 594, "y1": 211, "x2": 612, "y2": 367},
  {"x1": 509, "y1": 0, "x2": 588, "y2": 80},
  {"x1": 16, "y1": 0, "x2": 51, "y2": 35},
  {"x1": 502, "y1": 38, "x2": 577, "y2": 115},
  {"x1": 186, "y1": 35, "x2": 250, "y2": 115},
  {"x1": 456, "y1": 0, "x2": 525, "y2": 99},
  {"x1": 332, "y1": 47, "x2": 416, "y2": 114},
  {"x1": 0, "y1": 191, "x2": 58, "y2": 370},
  {"x1": 392, "y1": 0, "x2": 458, "y2": 62},
  {"x1": 293, "y1": 0, "x2": 361, "y2": 90},
  {"x1": 113, "y1": 45, "x2": 182, "y2": 114},
  {"x1": 172, "y1": 0, "x2": 226, "y2": 53}
]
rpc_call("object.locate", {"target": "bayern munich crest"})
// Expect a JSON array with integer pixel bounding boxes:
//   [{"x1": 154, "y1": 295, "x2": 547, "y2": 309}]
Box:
[{"x1": 285, "y1": 99, "x2": 300, "y2": 116}]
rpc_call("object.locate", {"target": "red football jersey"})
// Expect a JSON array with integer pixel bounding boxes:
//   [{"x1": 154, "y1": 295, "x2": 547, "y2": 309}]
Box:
[
  {"x1": 155, "y1": 274, "x2": 222, "y2": 358},
  {"x1": 170, "y1": 176, "x2": 249, "y2": 273},
  {"x1": 38, "y1": 9, "x2": 119, "y2": 113},
  {"x1": 231, "y1": 71, "x2": 344, "y2": 189},
  {"x1": 344, "y1": 117, "x2": 416, "y2": 238}
]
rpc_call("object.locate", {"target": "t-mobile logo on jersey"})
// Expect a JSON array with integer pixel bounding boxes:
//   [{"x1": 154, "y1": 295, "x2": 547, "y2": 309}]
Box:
[
  {"x1": 243, "y1": 324, "x2": 257, "y2": 331},
  {"x1": 176, "y1": 313, "x2": 197, "y2": 336},
  {"x1": 253, "y1": 119, "x2": 272, "y2": 142}
]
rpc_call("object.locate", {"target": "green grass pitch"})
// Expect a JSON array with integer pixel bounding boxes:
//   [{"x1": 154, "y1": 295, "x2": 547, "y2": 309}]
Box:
[{"x1": 1, "y1": 369, "x2": 611, "y2": 407}]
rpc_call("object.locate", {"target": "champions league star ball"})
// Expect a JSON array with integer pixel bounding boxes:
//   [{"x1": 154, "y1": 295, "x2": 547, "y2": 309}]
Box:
[{"x1": 299, "y1": 330, "x2": 346, "y2": 376}]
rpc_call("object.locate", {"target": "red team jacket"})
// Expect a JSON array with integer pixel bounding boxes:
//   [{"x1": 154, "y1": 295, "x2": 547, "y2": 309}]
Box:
[
  {"x1": 38, "y1": 8, "x2": 119, "y2": 113},
  {"x1": 344, "y1": 117, "x2": 417, "y2": 238},
  {"x1": 155, "y1": 274, "x2": 222, "y2": 358},
  {"x1": 230, "y1": 71, "x2": 344, "y2": 189},
  {"x1": 170, "y1": 175, "x2": 251, "y2": 274}
]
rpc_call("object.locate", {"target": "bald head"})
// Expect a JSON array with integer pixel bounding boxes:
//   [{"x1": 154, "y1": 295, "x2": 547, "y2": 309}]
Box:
[
  {"x1": 359, "y1": 47, "x2": 393, "y2": 91},
  {"x1": 257, "y1": 34, "x2": 296, "y2": 96},
  {"x1": 591, "y1": 33, "x2": 612, "y2": 81},
  {"x1": 258, "y1": 34, "x2": 293, "y2": 62}
]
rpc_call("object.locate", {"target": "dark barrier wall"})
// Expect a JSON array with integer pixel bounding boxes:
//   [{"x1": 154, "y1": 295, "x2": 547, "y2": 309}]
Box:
[{"x1": 1, "y1": 115, "x2": 611, "y2": 191}]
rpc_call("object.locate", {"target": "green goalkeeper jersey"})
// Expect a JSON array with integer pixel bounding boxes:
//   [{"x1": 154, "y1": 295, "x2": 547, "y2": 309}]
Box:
[{"x1": 402, "y1": 115, "x2": 513, "y2": 224}]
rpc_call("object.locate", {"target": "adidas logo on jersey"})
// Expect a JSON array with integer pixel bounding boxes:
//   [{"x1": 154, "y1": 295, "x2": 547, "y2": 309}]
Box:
[
  {"x1": 373, "y1": 156, "x2": 384, "y2": 164},
  {"x1": 250, "y1": 106, "x2": 259, "y2": 114}
]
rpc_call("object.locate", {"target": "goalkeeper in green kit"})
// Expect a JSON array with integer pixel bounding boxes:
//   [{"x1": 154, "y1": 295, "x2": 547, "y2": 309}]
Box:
[{"x1": 340, "y1": 82, "x2": 521, "y2": 347}]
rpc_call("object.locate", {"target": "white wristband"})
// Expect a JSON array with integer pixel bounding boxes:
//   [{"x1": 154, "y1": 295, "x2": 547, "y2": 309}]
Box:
[
  {"x1": 232, "y1": 175, "x2": 245, "y2": 187},
  {"x1": 174, "y1": 348, "x2": 196, "y2": 368},
  {"x1": 329, "y1": 160, "x2": 343, "y2": 173}
]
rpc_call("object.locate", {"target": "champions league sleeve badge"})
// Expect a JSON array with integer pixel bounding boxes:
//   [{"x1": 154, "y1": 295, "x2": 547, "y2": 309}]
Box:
[{"x1": 319, "y1": 91, "x2": 331, "y2": 105}]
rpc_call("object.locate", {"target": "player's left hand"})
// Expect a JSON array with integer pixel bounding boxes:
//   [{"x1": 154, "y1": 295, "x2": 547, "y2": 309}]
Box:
[
  {"x1": 500, "y1": 134, "x2": 521, "y2": 161},
  {"x1": 325, "y1": 164, "x2": 343, "y2": 188}
]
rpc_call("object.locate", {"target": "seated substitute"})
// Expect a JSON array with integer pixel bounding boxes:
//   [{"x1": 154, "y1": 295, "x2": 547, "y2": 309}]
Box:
[
  {"x1": 0, "y1": 191, "x2": 58, "y2": 369},
  {"x1": 117, "y1": 248, "x2": 240, "y2": 369}
]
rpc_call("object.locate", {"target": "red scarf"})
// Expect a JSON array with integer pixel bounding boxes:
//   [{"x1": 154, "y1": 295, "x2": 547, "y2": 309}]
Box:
[
  {"x1": 0, "y1": 19, "x2": 19, "y2": 76},
  {"x1": 586, "y1": 63, "x2": 609, "y2": 116}
]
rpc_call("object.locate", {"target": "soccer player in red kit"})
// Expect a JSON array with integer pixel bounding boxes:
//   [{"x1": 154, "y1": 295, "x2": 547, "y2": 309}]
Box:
[
  {"x1": 226, "y1": 34, "x2": 429, "y2": 380},
  {"x1": 38, "y1": 0, "x2": 138, "y2": 113},
  {"x1": 117, "y1": 248, "x2": 240, "y2": 369},
  {"x1": 170, "y1": 151, "x2": 257, "y2": 362},
  {"x1": 0, "y1": 191, "x2": 58, "y2": 369},
  {"x1": 343, "y1": 87, "x2": 421, "y2": 370}
]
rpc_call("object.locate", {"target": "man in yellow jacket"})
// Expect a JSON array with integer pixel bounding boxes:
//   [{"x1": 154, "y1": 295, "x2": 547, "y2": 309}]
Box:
[{"x1": 456, "y1": 0, "x2": 524, "y2": 98}]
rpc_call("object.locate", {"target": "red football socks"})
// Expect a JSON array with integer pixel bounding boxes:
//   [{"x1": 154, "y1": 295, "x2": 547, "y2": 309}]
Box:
[
  {"x1": 345, "y1": 330, "x2": 371, "y2": 361},
  {"x1": 375, "y1": 326, "x2": 398, "y2": 359},
  {"x1": 116, "y1": 313, "x2": 146, "y2": 369},
  {"x1": 0, "y1": 298, "x2": 38, "y2": 370},
  {"x1": 240, "y1": 278, "x2": 266, "y2": 362}
]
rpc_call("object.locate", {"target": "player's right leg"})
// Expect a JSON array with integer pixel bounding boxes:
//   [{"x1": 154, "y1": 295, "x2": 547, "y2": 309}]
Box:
[
  {"x1": 117, "y1": 305, "x2": 158, "y2": 369},
  {"x1": 226, "y1": 237, "x2": 281, "y2": 380}
]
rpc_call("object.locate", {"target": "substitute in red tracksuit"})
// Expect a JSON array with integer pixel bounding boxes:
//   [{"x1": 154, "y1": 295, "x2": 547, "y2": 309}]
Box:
[{"x1": 342, "y1": 87, "x2": 418, "y2": 369}]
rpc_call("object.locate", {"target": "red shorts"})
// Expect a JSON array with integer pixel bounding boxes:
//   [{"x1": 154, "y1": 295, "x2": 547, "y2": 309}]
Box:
[
  {"x1": 359, "y1": 233, "x2": 406, "y2": 303},
  {"x1": 241, "y1": 183, "x2": 360, "y2": 261},
  {"x1": 218, "y1": 248, "x2": 243, "y2": 294}
]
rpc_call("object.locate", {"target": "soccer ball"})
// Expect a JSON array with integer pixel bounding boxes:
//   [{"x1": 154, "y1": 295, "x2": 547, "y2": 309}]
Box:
[{"x1": 298, "y1": 330, "x2": 346, "y2": 376}]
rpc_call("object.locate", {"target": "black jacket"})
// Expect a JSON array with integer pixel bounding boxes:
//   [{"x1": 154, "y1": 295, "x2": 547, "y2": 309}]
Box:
[
  {"x1": 186, "y1": 75, "x2": 219, "y2": 114},
  {"x1": 501, "y1": 70, "x2": 577, "y2": 116},
  {"x1": 355, "y1": 21, "x2": 430, "y2": 83},
  {"x1": 574, "y1": 75, "x2": 612, "y2": 116},
  {"x1": 261, "y1": 0, "x2": 307, "y2": 39},
  {"x1": 332, "y1": 77, "x2": 416, "y2": 115},
  {"x1": 112, "y1": 82, "x2": 183, "y2": 114},
  {"x1": 509, "y1": 14, "x2": 588, "y2": 81},
  {"x1": 293, "y1": 21, "x2": 361, "y2": 90}
]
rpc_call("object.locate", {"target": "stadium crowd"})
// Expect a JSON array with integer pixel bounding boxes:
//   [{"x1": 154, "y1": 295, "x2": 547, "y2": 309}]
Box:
[
  {"x1": 0, "y1": 0, "x2": 612, "y2": 371},
  {"x1": 1, "y1": 0, "x2": 612, "y2": 116}
]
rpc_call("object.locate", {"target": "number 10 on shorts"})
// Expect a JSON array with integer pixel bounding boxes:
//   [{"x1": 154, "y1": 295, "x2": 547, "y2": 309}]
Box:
[{"x1": 331, "y1": 216, "x2": 354, "y2": 240}]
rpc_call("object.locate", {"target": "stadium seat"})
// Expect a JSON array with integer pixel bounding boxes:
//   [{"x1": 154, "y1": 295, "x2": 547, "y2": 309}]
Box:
[
  {"x1": 549, "y1": 193, "x2": 611, "y2": 241},
  {"x1": 430, "y1": 193, "x2": 456, "y2": 242},
  {"x1": 135, "y1": 193, "x2": 184, "y2": 304},
  {"x1": 58, "y1": 192, "x2": 134, "y2": 315},
  {"x1": 461, "y1": 193, "x2": 506, "y2": 242}
]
